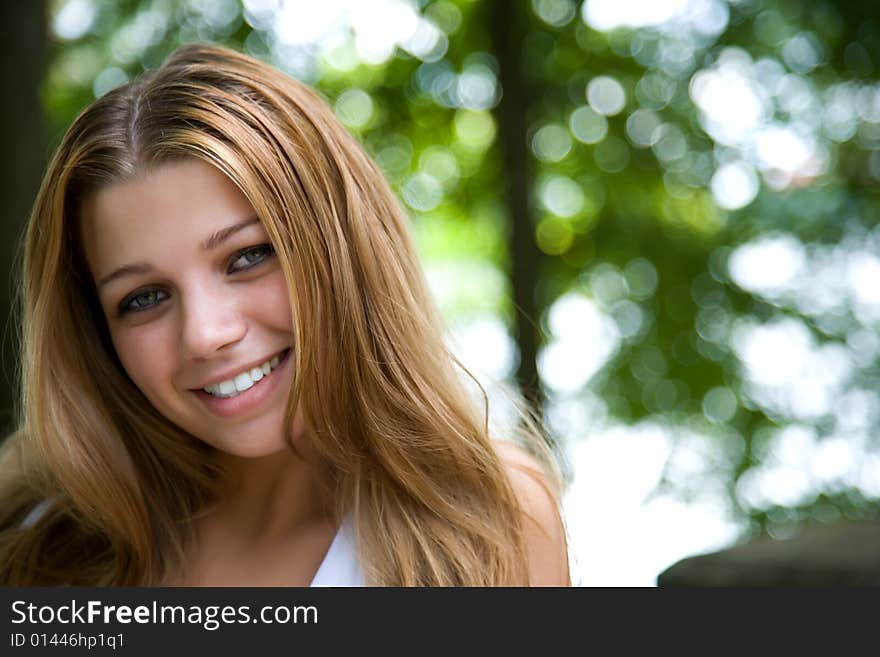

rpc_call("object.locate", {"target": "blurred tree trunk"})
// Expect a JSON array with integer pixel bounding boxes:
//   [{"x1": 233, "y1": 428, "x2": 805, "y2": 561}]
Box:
[
  {"x1": 0, "y1": 2, "x2": 47, "y2": 436},
  {"x1": 488, "y1": 0, "x2": 545, "y2": 421}
]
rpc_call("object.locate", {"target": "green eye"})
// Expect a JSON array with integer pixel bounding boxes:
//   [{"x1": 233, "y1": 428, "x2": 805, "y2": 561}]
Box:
[
  {"x1": 120, "y1": 289, "x2": 168, "y2": 315},
  {"x1": 229, "y1": 244, "x2": 275, "y2": 273}
]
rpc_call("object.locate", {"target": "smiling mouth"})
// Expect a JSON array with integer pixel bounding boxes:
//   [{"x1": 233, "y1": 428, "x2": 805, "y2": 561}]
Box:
[{"x1": 200, "y1": 348, "x2": 291, "y2": 398}]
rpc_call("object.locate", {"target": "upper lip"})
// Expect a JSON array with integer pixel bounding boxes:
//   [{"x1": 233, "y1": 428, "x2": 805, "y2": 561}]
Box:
[{"x1": 190, "y1": 348, "x2": 288, "y2": 390}]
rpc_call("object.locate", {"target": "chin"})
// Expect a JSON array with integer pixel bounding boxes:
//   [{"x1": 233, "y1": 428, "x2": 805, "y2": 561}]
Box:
[
  {"x1": 213, "y1": 444, "x2": 291, "y2": 460},
  {"x1": 209, "y1": 434, "x2": 291, "y2": 460}
]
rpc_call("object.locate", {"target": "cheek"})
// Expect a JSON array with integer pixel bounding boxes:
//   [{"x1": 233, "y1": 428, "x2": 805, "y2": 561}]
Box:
[
  {"x1": 254, "y1": 271, "x2": 294, "y2": 331},
  {"x1": 110, "y1": 326, "x2": 176, "y2": 396}
]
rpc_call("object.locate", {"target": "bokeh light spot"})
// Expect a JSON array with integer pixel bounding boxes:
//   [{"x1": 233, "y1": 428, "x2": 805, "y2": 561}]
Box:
[
  {"x1": 532, "y1": 123, "x2": 573, "y2": 162},
  {"x1": 335, "y1": 88, "x2": 374, "y2": 129},
  {"x1": 710, "y1": 161, "x2": 759, "y2": 210},
  {"x1": 454, "y1": 110, "x2": 496, "y2": 150},
  {"x1": 587, "y1": 76, "x2": 626, "y2": 116},
  {"x1": 569, "y1": 105, "x2": 608, "y2": 144},
  {"x1": 536, "y1": 217, "x2": 575, "y2": 255}
]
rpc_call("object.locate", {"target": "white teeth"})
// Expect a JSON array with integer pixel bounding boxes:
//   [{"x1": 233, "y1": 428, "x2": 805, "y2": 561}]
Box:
[
  {"x1": 233, "y1": 372, "x2": 254, "y2": 392},
  {"x1": 202, "y1": 351, "x2": 286, "y2": 398}
]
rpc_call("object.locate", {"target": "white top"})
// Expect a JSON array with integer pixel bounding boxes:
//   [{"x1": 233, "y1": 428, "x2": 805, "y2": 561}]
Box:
[
  {"x1": 22, "y1": 501, "x2": 365, "y2": 587},
  {"x1": 309, "y1": 516, "x2": 365, "y2": 587},
  {"x1": 21, "y1": 500, "x2": 50, "y2": 529}
]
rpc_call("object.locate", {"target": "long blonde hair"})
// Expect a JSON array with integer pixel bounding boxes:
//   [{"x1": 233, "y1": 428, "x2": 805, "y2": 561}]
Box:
[{"x1": 0, "y1": 43, "x2": 562, "y2": 585}]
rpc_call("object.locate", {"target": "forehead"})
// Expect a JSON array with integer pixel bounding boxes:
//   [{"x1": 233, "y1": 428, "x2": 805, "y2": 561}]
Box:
[{"x1": 80, "y1": 159, "x2": 256, "y2": 272}]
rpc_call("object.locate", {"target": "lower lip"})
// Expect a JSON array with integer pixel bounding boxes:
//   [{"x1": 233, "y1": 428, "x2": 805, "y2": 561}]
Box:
[{"x1": 192, "y1": 349, "x2": 292, "y2": 419}]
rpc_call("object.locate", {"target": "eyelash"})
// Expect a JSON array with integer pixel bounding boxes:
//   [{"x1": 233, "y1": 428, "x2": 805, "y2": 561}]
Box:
[{"x1": 117, "y1": 244, "x2": 276, "y2": 316}]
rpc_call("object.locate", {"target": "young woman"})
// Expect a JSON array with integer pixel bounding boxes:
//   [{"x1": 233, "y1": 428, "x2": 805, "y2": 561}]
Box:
[{"x1": 0, "y1": 43, "x2": 570, "y2": 586}]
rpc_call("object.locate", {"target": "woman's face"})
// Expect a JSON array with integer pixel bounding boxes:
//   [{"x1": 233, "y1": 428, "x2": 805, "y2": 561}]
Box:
[{"x1": 81, "y1": 158, "x2": 304, "y2": 458}]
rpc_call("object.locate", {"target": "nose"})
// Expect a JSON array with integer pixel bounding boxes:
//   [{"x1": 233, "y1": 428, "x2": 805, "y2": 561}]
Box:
[{"x1": 179, "y1": 282, "x2": 247, "y2": 360}]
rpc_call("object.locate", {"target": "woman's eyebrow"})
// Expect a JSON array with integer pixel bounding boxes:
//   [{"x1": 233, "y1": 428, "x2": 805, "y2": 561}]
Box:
[
  {"x1": 200, "y1": 216, "x2": 261, "y2": 251},
  {"x1": 98, "y1": 263, "x2": 154, "y2": 290},
  {"x1": 97, "y1": 216, "x2": 262, "y2": 290}
]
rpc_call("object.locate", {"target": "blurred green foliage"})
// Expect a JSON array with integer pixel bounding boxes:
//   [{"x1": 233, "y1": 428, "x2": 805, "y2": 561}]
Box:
[{"x1": 44, "y1": 0, "x2": 880, "y2": 541}]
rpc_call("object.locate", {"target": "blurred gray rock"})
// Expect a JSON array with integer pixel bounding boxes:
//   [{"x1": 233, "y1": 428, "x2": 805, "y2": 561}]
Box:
[{"x1": 657, "y1": 517, "x2": 880, "y2": 586}]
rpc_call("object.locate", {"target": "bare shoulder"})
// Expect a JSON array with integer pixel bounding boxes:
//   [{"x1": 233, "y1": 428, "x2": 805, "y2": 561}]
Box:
[{"x1": 493, "y1": 439, "x2": 571, "y2": 586}]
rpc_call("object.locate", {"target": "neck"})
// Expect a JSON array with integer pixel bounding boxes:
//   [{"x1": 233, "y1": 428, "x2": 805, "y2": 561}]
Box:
[{"x1": 206, "y1": 442, "x2": 331, "y2": 542}]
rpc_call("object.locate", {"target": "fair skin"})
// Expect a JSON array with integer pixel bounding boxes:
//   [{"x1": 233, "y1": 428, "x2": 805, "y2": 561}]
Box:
[
  {"x1": 496, "y1": 440, "x2": 572, "y2": 586},
  {"x1": 80, "y1": 158, "x2": 569, "y2": 586},
  {"x1": 81, "y1": 158, "x2": 329, "y2": 585}
]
